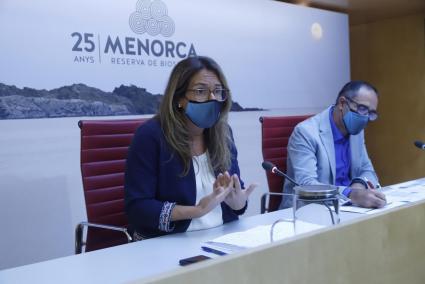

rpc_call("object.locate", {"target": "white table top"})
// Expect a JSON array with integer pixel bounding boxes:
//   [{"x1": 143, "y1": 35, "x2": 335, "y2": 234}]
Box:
[
  {"x1": 0, "y1": 209, "x2": 360, "y2": 284},
  {"x1": 2, "y1": 179, "x2": 425, "y2": 284}
]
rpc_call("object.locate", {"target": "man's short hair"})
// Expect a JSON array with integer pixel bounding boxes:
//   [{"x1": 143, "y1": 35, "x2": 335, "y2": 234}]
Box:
[{"x1": 336, "y1": 80, "x2": 379, "y2": 104}]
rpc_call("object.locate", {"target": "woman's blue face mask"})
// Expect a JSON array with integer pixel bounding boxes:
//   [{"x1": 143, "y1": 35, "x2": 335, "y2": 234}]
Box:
[{"x1": 184, "y1": 100, "x2": 223, "y2": 129}]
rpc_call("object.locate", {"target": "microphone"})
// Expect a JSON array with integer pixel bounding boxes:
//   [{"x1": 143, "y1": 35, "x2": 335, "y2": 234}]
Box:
[
  {"x1": 414, "y1": 141, "x2": 425, "y2": 150},
  {"x1": 262, "y1": 161, "x2": 299, "y2": 186}
]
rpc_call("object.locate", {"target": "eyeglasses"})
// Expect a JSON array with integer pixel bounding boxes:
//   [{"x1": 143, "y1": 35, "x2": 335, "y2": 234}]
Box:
[
  {"x1": 345, "y1": 96, "x2": 378, "y2": 121},
  {"x1": 186, "y1": 87, "x2": 228, "y2": 102}
]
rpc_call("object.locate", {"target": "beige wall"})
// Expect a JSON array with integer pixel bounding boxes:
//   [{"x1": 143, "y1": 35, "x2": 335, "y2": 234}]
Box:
[{"x1": 350, "y1": 13, "x2": 425, "y2": 185}]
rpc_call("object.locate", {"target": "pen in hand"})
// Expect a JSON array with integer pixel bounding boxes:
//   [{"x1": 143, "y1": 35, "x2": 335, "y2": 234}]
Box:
[
  {"x1": 363, "y1": 177, "x2": 386, "y2": 206},
  {"x1": 363, "y1": 177, "x2": 378, "y2": 190}
]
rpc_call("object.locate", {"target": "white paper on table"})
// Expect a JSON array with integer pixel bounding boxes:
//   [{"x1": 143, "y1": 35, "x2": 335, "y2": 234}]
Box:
[
  {"x1": 201, "y1": 221, "x2": 324, "y2": 254},
  {"x1": 384, "y1": 185, "x2": 425, "y2": 203},
  {"x1": 341, "y1": 200, "x2": 408, "y2": 214},
  {"x1": 390, "y1": 180, "x2": 425, "y2": 189},
  {"x1": 365, "y1": 201, "x2": 406, "y2": 215},
  {"x1": 341, "y1": 183, "x2": 425, "y2": 214},
  {"x1": 340, "y1": 206, "x2": 373, "y2": 214}
]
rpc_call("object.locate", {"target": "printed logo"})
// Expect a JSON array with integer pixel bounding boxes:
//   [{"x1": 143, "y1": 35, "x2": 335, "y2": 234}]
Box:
[
  {"x1": 71, "y1": 0, "x2": 196, "y2": 66},
  {"x1": 129, "y1": 0, "x2": 175, "y2": 37}
]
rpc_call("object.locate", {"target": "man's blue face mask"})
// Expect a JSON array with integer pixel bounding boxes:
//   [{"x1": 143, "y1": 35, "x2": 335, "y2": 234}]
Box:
[
  {"x1": 184, "y1": 100, "x2": 223, "y2": 129},
  {"x1": 342, "y1": 105, "x2": 369, "y2": 135}
]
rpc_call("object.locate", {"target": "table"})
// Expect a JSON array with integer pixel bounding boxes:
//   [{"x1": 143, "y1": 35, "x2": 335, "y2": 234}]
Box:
[{"x1": 1, "y1": 179, "x2": 424, "y2": 284}]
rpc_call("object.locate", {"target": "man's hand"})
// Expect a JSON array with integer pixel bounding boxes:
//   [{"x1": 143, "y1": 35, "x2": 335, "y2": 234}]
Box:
[{"x1": 349, "y1": 187, "x2": 386, "y2": 208}]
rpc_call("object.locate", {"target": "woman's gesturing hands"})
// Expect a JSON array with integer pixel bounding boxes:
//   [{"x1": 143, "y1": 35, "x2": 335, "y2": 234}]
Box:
[
  {"x1": 215, "y1": 172, "x2": 257, "y2": 211},
  {"x1": 194, "y1": 172, "x2": 257, "y2": 218}
]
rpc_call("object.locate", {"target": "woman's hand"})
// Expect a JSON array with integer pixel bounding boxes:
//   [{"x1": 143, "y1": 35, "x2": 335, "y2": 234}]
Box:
[
  {"x1": 195, "y1": 176, "x2": 233, "y2": 217},
  {"x1": 221, "y1": 172, "x2": 257, "y2": 211},
  {"x1": 172, "y1": 172, "x2": 257, "y2": 220}
]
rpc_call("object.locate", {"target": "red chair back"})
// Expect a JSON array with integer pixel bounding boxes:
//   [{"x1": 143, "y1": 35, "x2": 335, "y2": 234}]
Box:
[
  {"x1": 260, "y1": 115, "x2": 310, "y2": 212},
  {"x1": 79, "y1": 118, "x2": 147, "y2": 252}
]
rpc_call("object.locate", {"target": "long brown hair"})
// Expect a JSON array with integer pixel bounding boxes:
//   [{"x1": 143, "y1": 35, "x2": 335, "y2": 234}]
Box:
[{"x1": 156, "y1": 56, "x2": 233, "y2": 176}]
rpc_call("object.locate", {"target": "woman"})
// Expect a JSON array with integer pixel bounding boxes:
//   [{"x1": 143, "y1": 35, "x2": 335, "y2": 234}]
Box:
[{"x1": 125, "y1": 56, "x2": 256, "y2": 240}]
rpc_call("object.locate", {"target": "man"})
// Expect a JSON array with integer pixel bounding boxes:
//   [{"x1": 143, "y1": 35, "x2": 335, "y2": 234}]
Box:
[{"x1": 280, "y1": 81, "x2": 386, "y2": 209}]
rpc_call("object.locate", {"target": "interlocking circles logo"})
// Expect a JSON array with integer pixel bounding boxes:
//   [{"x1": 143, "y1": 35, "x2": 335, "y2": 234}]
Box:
[
  {"x1": 129, "y1": 0, "x2": 175, "y2": 37},
  {"x1": 71, "y1": 0, "x2": 196, "y2": 66}
]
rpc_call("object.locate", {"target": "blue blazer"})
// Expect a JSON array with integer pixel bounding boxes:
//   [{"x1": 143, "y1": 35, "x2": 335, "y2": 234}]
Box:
[{"x1": 125, "y1": 118, "x2": 246, "y2": 238}]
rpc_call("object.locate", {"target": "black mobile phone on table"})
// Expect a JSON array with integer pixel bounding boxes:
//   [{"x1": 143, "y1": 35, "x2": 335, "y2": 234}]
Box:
[{"x1": 179, "y1": 255, "x2": 211, "y2": 266}]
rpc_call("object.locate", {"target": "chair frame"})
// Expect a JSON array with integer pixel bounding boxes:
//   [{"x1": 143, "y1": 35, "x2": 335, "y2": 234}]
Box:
[{"x1": 75, "y1": 222, "x2": 132, "y2": 254}]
